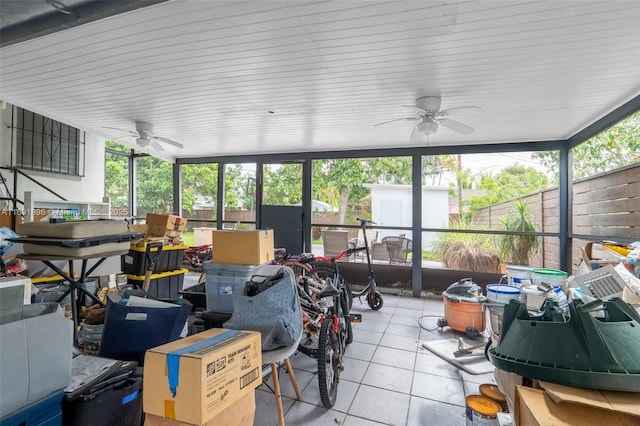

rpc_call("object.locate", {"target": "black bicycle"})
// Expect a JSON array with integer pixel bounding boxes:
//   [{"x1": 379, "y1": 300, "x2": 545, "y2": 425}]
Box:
[{"x1": 297, "y1": 272, "x2": 354, "y2": 408}]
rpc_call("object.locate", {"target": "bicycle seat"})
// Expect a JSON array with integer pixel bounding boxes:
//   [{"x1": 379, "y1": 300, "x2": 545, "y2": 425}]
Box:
[{"x1": 320, "y1": 277, "x2": 341, "y2": 298}]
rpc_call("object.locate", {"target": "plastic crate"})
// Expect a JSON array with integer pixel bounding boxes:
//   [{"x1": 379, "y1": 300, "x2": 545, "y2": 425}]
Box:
[
  {"x1": 204, "y1": 263, "x2": 258, "y2": 314},
  {"x1": 122, "y1": 244, "x2": 187, "y2": 276},
  {"x1": 126, "y1": 269, "x2": 187, "y2": 300},
  {"x1": 0, "y1": 391, "x2": 63, "y2": 426}
]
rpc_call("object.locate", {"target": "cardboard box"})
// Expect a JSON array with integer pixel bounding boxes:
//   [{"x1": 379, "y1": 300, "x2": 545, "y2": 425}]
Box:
[
  {"x1": 144, "y1": 392, "x2": 255, "y2": 426},
  {"x1": 193, "y1": 227, "x2": 215, "y2": 247},
  {"x1": 146, "y1": 213, "x2": 187, "y2": 238},
  {"x1": 143, "y1": 328, "x2": 262, "y2": 425},
  {"x1": 515, "y1": 382, "x2": 640, "y2": 426},
  {"x1": 211, "y1": 230, "x2": 274, "y2": 265},
  {"x1": 0, "y1": 303, "x2": 73, "y2": 418}
]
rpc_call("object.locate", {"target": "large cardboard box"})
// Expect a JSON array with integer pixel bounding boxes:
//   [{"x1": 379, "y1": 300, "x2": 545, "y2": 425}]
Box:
[
  {"x1": 211, "y1": 230, "x2": 274, "y2": 265},
  {"x1": 515, "y1": 382, "x2": 640, "y2": 426},
  {"x1": 144, "y1": 392, "x2": 255, "y2": 426},
  {"x1": 0, "y1": 303, "x2": 73, "y2": 418},
  {"x1": 143, "y1": 328, "x2": 262, "y2": 425},
  {"x1": 146, "y1": 213, "x2": 187, "y2": 238}
]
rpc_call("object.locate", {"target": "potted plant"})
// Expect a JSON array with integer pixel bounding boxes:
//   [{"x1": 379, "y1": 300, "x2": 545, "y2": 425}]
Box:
[{"x1": 498, "y1": 200, "x2": 540, "y2": 266}]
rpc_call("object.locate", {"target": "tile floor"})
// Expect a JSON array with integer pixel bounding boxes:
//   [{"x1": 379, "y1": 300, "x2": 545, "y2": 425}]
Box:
[{"x1": 252, "y1": 293, "x2": 498, "y2": 426}]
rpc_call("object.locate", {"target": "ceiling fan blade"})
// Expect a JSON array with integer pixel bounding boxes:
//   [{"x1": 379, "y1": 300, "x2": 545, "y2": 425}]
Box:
[
  {"x1": 409, "y1": 125, "x2": 421, "y2": 142},
  {"x1": 438, "y1": 106, "x2": 484, "y2": 117},
  {"x1": 148, "y1": 139, "x2": 164, "y2": 151},
  {"x1": 102, "y1": 126, "x2": 138, "y2": 136},
  {"x1": 155, "y1": 136, "x2": 184, "y2": 149},
  {"x1": 373, "y1": 117, "x2": 419, "y2": 127},
  {"x1": 438, "y1": 118, "x2": 474, "y2": 134}
]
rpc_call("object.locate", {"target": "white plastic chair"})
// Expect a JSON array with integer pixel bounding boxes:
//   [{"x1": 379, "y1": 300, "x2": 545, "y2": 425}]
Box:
[{"x1": 262, "y1": 330, "x2": 303, "y2": 426}]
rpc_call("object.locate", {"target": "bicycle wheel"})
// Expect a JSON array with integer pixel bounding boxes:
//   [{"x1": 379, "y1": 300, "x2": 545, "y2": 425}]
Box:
[{"x1": 317, "y1": 316, "x2": 340, "y2": 408}]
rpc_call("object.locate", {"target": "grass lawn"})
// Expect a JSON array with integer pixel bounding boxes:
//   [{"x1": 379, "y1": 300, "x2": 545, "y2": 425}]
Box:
[{"x1": 182, "y1": 231, "x2": 194, "y2": 247}]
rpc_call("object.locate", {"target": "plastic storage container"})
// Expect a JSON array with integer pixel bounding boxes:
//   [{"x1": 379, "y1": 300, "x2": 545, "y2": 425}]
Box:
[
  {"x1": 531, "y1": 268, "x2": 568, "y2": 290},
  {"x1": 204, "y1": 262, "x2": 259, "y2": 314},
  {"x1": 126, "y1": 268, "x2": 187, "y2": 300},
  {"x1": 486, "y1": 284, "x2": 521, "y2": 336},
  {"x1": 0, "y1": 391, "x2": 63, "y2": 426},
  {"x1": 505, "y1": 265, "x2": 533, "y2": 287},
  {"x1": 122, "y1": 244, "x2": 187, "y2": 275}
]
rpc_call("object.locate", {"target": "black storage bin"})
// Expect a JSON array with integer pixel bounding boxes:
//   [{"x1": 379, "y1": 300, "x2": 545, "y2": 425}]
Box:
[
  {"x1": 179, "y1": 282, "x2": 207, "y2": 310},
  {"x1": 122, "y1": 244, "x2": 187, "y2": 275},
  {"x1": 126, "y1": 268, "x2": 187, "y2": 300},
  {"x1": 62, "y1": 377, "x2": 142, "y2": 426},
  {"x1": 200, "y1": 310, "x2": 231, "y2": 329}
]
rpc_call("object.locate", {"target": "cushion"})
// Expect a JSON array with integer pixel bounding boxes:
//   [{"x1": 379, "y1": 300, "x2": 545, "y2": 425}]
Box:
[{"x1": 18, "y1": 220, "x2": 128, "y2": 239}]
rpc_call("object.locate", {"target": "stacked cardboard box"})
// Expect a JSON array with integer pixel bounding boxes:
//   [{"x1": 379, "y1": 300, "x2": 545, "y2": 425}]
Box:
[
  {"x1": 211, "y1": 229, "x2": 274, "y2": 265},
  {"x1": 143, "y1": 328, "x2": 261, "y2": 425}
]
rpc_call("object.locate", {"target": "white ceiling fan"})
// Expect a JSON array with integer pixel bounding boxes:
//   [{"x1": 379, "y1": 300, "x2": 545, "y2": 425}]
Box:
[
  {"x1": 102, "y1": 121, "x2": 184, "y2": 151},
  {"x1": 374, "y1": 96, "x2": 483, "y2": 140}
]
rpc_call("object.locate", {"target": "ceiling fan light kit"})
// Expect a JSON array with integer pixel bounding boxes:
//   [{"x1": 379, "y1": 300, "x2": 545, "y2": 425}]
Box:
[{"x1": 417, "y1": 119, "x2": 438, "y2": 135}]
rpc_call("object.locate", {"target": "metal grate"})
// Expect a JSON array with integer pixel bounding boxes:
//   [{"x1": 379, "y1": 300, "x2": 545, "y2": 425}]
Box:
[{"x1": 12, "y1": 106, "x2": 85, "y2": 176}]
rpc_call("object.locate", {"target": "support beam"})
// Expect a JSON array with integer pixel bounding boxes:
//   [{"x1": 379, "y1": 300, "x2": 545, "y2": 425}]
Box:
[{"x1": 411, "y1": 154, "x2": 422, "y2": 298}]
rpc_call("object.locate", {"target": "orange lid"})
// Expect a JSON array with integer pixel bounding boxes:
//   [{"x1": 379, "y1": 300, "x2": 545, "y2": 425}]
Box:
[
  {"x1": 479, "y1": 383, "x2": 506, "y2": 403},
  {"x1": 465, "y1": 395, "x2": 501, "y2": 416}
]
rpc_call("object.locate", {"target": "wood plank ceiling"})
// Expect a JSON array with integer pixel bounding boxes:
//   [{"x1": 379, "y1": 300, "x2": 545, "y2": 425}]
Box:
[{"x1": 1, "y1": 0, "x2": 639, "y2": 161}]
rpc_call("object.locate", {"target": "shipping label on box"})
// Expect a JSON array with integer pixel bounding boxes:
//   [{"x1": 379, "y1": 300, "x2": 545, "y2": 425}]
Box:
[
  {"x1": 211, "y1": 230, "x2": 274, "y2": 265},
  {"x1": 143, "y1": 328, "x2": 261, "y2": 425}
]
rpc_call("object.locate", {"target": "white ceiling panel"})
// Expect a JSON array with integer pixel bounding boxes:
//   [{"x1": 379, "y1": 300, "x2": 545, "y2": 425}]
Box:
[{"x1": 1, "y1": 0, "x2": 639, "y2": 161}]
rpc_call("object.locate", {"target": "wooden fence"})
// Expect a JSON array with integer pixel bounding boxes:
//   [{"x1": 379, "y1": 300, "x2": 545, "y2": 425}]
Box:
[{"x1": 473, "y1": 163, "x2": 639, "y2": 272}]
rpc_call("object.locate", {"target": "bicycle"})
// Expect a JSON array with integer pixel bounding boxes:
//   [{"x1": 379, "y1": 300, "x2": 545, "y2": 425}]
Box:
[
  {"x1": 312, "y1": 218, "x2": 384, "y2": 311},
  {"x1": 182, "y1": 244, "x2": 212, "y2": 270},
  {"x1": 296, "y1": 272, "x2": 354, "y2": 408}
]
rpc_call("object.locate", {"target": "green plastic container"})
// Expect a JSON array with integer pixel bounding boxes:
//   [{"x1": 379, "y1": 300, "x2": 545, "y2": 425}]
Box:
[
  {"x1": 531, "y1": 268, "x2": 568, "y2": 289},
  {"x1": 488, "y1": 298, "x2": 640, "y2": 391}
]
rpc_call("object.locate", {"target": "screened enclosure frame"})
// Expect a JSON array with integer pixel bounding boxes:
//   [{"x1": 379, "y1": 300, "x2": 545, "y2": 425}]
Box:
[{"x1": 171, "y1": 95, "x2": 639, "y2": 297}]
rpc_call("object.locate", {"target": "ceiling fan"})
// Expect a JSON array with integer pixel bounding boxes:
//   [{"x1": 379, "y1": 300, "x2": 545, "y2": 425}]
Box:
[
  {"x1": 374, "y1": 96, "x2": 483, "y2": 140},
  {"x1": 102, "y1": 121, "x2": 184, "y2": 151}
]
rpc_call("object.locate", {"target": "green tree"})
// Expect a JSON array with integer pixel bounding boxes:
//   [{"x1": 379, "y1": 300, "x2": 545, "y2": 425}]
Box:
[
  {"x1": 135, "y1": 155, "x2": 173, "y2": 215},
  {"x1": 263, "y1": 163, "x2": 302, "y2": 205},
  {"x1": 104, "y1": 148, "x2": 129, "y2": 211},
  {"x1": 423, "y1": 155, "x2": 458, "y2": 185},
  {"x1": 467, "y1": 165, "x2": 549, "y2": 212},
  {"x1": 181, "y1": 163, "x2": 218, "y2": 216},
  {"x1": 532, "y1": 111, "x2": 640, "y2": 180}
]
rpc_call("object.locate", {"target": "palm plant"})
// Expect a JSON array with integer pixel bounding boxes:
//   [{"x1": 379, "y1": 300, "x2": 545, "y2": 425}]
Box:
[{"x1": 498, "y1": 200, "x2": 540, "y2": 266}]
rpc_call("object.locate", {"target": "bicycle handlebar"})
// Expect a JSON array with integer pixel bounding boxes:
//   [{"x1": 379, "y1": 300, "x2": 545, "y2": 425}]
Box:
[{"x1": 356, "y1": 217, "x2": 375, "y2": 226}]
